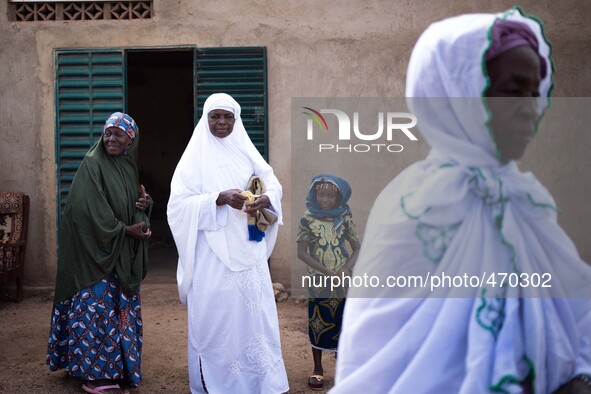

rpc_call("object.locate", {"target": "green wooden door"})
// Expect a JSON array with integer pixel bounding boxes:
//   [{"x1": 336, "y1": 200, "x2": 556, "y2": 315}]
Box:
[
  {"x1": 195, "y1": 47, "x2": 268, "y2": 160},
  {"x1": 55, "y1": 49, "x2": 125, "y2": 223}
]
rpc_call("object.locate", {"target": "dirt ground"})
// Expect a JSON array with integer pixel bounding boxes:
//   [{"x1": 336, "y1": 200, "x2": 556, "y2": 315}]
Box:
[{"x1": 0, "y1": 279, "x2": 336, "y2": 394}]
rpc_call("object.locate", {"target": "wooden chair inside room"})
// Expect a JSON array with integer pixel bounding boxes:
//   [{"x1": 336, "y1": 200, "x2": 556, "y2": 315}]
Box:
[{"x1": 0, "y1": 192, "x2": 29, "y2": 302}]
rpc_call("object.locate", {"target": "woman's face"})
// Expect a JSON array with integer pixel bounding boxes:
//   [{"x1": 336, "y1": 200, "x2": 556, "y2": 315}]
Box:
[
  {"x1": 485, "y1": 45, "x2": 542, "y2": 164},
  {"x1": 208, "y1": 109, "x2": 235, "y2": 138},
  {"x1": 316, "y1": 187, "x2": 339, "y2": 211},
  {"x1": 103, "y1": 127, "x2": 132, "y2": 156}
]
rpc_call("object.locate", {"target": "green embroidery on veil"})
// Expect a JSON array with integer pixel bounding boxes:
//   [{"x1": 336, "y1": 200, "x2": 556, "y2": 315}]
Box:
[
  {"x1": 476, "y1": 288, "x2": 506, "y2": 340},
  {"x1": 416, "y1": 222, "x2": 461, "y2": 264}
]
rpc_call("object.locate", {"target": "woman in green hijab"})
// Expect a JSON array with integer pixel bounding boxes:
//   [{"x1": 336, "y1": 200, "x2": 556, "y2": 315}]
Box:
[{"x1": 47, "y1": 112, "x2": 152, "y2": 394}]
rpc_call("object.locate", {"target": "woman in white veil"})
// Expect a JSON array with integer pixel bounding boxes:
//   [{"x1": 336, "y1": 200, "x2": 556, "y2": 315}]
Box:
[
  {"x1": 168, "y1": 93, "x2": 288, "y2": 393},
  {"x1": 331, "y1": 8, "x2": 591, "y2": 394}
]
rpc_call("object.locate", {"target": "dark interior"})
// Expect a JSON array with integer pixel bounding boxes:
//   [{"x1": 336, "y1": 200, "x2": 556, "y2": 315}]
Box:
[{"x1": 127, "y1": 49, "x2": 194, "y2": 252}]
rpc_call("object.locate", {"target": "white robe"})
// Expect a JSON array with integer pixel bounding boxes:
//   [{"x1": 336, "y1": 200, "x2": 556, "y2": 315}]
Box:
[
  {"x1": 187, "y1": 193, "x2": 288, "y2": 394},
  {"x1": 168, "y1": 94, "x2": 289, "y2": 393}
]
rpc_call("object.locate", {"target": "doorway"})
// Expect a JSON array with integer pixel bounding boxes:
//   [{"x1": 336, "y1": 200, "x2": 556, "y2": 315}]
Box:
[
  {"x1": 127, "y1": 50, "x2": 194, "y2": 279},
  {"x1": 55, "y1": 47, "x2": 268, "y2": 280}
]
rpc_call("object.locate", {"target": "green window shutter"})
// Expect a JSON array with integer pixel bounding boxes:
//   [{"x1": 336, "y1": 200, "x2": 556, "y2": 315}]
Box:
[
  {"x1": 55, "y1": 49, "x2": 125, "y2": 220},
  {"x1": 195, "y1": 47, "x2": 268, "y2": 160}
]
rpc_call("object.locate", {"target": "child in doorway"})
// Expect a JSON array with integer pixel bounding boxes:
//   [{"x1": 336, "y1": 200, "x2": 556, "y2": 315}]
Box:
[{"x1": 297, "y1": 174, "x2": 361, "y2": 391}]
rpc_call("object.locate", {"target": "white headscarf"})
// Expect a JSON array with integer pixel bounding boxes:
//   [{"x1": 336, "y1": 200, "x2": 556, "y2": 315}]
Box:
[
  {"x1": 406, "y1": 9, "x2": 552, "y2": 167},
  {"x1": 384, "y1": 8, "x2": 591, "y2": 296},
  {"x1": 333, "y1": 8, "x2": 591, "y2": 394},
  {"x1": 168, "y1": 93, "x2": 282, "y2": 303},
  {"x1": 398, "y1": 8, "x2": 559, "y2": 230}
]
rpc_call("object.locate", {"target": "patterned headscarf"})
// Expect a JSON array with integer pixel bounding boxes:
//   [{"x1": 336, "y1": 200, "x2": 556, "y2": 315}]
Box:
[
  {"x1": 104, "y1": 112, "x2": 138, "y2": 143},
  {"x1": 305, "y1": 173, "x2": 352, "y2": 229}
]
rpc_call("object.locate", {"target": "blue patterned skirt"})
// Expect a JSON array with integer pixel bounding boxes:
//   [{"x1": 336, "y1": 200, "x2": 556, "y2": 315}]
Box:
[
  {"x1": 308, "y1": 296, "x2": 346, "y2": 352},
  {"x1": 47, "y1": 272, "x2": 143, "y2": 387}
]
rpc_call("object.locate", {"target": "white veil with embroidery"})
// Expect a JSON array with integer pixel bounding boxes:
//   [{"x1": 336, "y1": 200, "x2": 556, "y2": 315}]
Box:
[{"x1": 332, "y1": 8, "x2": 591, "y2": 394}]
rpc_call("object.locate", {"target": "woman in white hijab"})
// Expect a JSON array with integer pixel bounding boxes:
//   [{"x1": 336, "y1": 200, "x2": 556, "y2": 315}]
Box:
[
  {"x1": 330, "y1": 8, "x2": 591, "y2": 394},
  {"x1": 167, "y1": 93, "x2": 289, "y2": 393}
]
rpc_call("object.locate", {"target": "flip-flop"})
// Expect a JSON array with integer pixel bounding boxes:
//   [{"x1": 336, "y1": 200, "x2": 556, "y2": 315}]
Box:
[
  {"x1": 308, "y1": 374, "x2": 324, "y2": 391},
  {"x1": 82, "y1": 383, "x2": 129, "y2": 394}
]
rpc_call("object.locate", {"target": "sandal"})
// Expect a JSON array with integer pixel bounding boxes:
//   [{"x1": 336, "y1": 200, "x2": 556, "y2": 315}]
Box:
[
  {"x1": 82, "y1": 383, "x2": 129, "y2": 394},
  {"x1": 308, "y1": 374, "x2": 324, "y2": 391}
]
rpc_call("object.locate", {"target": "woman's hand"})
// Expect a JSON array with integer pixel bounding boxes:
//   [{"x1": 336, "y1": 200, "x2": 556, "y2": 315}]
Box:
[
  {"x1": 125, "y1": 222, "x2": 151, "y2": 240},
  {"x1": 216, "y1": 189, "x2": 247, "y2": 210},
  {"x1": 244, "y1": 194, "x2": 270, "y2": 216},
  {"x1": 553, "y1": 377, "x2": 591, "y2": 394},
  {"x1": 135, "y1": 184, "x2": 151, "y2": 211},
  {"x1": 297, "y1": 242, "x2": 337, "y2": 277},
  {"x1": 337, "y1": 266, "x2": 353, "y2": 278}
]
